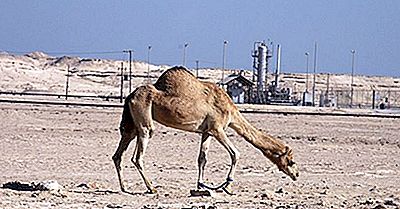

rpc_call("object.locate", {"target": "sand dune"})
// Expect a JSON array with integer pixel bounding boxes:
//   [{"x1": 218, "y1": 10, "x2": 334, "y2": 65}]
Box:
[{"x1": 1, "y1": 51, "x2": 399, "y2": 97}]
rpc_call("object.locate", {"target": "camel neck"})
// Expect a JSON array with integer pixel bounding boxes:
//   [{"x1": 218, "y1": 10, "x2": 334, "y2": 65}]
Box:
[{"x1": 229, "y1": 111, "x2": 286, "y2": 156}]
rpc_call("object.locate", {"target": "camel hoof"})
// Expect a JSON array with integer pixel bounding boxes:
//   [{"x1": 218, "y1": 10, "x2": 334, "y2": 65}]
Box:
[
  {"x1": 222, "y1": 184, "x2": 235, "y2": 195},
  {"x1": 197, "y1": 182, "x2": 207, "y2": 190},
  {"x1": 145, "y1": 188, "x2": 158, "y2": 194},
  {"x1": 120, "y1": 186, "x2": 127, "y2": 193}
]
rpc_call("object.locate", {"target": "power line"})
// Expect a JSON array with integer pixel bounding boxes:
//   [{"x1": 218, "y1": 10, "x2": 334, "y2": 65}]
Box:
[
  {"x1": 192, "y1": 59, "x2": 217, "y2": 65},
  {"x1": 4, "y1": 50, "x2": 123, "y2": 55}
]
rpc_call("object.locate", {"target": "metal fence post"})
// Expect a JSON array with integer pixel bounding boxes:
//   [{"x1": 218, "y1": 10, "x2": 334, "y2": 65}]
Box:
[
  {"x1": 65, "y1": 65, "x2": 70, "y2": 100},
  {"x1": 120, "y1": 62, "x2": 124, "y2": 103},
  {"x1": 372, "y1": 90, "x2": 376, "y2": 109}
]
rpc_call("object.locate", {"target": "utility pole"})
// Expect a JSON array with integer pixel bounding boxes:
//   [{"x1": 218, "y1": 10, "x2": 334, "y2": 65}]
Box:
[
  {"x1": 123, "y1": 49, "x2": 133, "y2": 93},
  {"x1": 195, "y1": 60, "x2": 199, "y2": 78},
  {"x1": 182, "y1": 43, "x2": 189, "y2": 66},
  {"x1": 326, "y1": 73, "x2": 330, "y2": 93},
  {"x1": 305, "y1": 52, "x2": 309, "y2": 92},
  {"x1": 312, "y1": 42, "x2": 318, "y2": 106},
  {"x1": 350, "y1": 50, "x2": 356, "y2": 107},
  {"x1": 222, "y1": 40, "x2": 228, "y2": 82},
  {"x1": 147, "y1": 45, "x2": 152, "y2": 82},
  {"x1": 120, "y1": 62, "x2": 124, "y2": 103},
  {"x1": 65, "y1": 65, "x2": 70, "y2": 100}
]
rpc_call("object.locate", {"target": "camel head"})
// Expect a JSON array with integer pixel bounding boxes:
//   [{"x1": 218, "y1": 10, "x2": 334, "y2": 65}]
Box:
[{"x1": 268, "y1": 146, "x2": 299, "y2": 181}]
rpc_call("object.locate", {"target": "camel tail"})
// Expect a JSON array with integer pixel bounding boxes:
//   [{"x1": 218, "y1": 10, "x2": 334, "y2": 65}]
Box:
[
  {"x1": 119, "y1": 90, "x2": 137, "y2": 131},
  {"x1": 121, "y1": 96, "x2": 133, "y2": 124}
]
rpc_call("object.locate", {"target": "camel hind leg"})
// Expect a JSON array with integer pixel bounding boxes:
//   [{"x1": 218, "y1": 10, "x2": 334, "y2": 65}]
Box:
[
  {"x1": 112, "y1": 125, "x2": 137, "y2": 192},
  {"x1": 129, "y1": 85, "x2": 157, "y2": 193},
  {"x1": 131, "y1": 127, "x2": 156, "y2": 193}
]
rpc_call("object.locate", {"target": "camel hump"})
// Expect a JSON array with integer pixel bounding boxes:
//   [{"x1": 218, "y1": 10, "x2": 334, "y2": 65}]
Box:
[{"x1": 154, "y1": 66, "x2": 204, "y2": 95}]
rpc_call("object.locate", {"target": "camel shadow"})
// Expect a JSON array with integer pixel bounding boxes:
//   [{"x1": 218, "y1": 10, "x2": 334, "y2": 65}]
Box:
[{"x1": 121, "y1": 190, "x2": 148, "y2": 196}]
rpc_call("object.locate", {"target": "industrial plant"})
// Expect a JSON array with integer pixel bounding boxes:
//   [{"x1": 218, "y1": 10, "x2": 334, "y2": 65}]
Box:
[
  {"x1": 218, "y1": 41, "x2": 399, "y2": 109},
  {"x1": 221, "y1": 41, "x2": 302, "y2": 106}
]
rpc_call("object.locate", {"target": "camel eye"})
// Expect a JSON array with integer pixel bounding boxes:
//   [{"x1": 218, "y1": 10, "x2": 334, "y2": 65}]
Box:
[
  {"x1": 288, "y1": 160, "x2": 295, "y2": 166},
  {"x1": 272, "y1": 152, "x2": 280, "y2": 158}
]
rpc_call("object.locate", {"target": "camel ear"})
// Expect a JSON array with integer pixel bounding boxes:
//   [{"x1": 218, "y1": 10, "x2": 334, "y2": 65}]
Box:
[{"x1": 285, "y1": 146, "x2": 293, "y2": 156}]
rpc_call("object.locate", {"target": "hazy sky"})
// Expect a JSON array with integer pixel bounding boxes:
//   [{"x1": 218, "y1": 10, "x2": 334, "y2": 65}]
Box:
[{"x1": 1, "y1": 0, "x2": 399, "y2": 77}]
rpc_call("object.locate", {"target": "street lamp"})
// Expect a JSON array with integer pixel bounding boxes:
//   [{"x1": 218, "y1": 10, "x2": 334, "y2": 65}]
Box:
[
  {"x1": 305, "y1": 52, "x2": 309, "y2": 92},
  {"x1": 350, "y1": 49, "x2": 356, "y2": 107},
  {"x1": 123, "y1": 49, "x2": 133, "y2": 93},
  {"x1": 182, "y1": 42, "x2": 189, "y2": 66},
  {"x1": 195, "y1": 60, "x2": 199, "y2": 78},
  {"x1": 312, "y1": 42, "x2": 318, "y2": 106},
  {"x1": 222, "y1": 40, "x2": 228, "y2": 82},
  {"x1": 147, "y1": 45, "x2": 152, "y2": 82}
]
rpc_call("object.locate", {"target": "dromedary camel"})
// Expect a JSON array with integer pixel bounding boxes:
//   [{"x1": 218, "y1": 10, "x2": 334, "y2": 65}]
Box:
[{"x1": 112, "y1": 66, "x2": 299, "y2": 194}]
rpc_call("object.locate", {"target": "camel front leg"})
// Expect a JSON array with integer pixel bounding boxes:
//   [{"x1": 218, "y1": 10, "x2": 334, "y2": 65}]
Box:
[
  {"x1": 213, "y1": 129, "x2": 240, "y2": 194},
  {"x1": 131, "y1": 129, "x2": 157, "y2": 194},
  {"x1": 197, "y1": 133, "x2": 211, "y2": 189}
]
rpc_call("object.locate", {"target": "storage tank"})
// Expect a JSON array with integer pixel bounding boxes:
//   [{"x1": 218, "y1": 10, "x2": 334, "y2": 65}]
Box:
[
  {"x1": 257, "y1": 43, "x2": 268, "y2": 93},
  {"x1": 274, "y1": 44, "x2": 281, "y2": 90}
]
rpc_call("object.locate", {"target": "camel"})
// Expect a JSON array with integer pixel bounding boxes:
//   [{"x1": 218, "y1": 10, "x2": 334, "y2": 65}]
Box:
[{"x1": 112, "y1": 66, "x2": 299, "y2": 194}]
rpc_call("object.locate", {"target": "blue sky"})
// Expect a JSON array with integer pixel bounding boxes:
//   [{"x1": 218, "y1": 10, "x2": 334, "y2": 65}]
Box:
[{"x1": 1, "y1": 0, "x2": 399, "y2": 77}]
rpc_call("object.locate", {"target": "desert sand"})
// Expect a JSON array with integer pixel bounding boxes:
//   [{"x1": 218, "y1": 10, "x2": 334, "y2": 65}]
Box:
[
  {"x1": 0, "y1": 52, "x2": 399, "y2": 208},
  {"x1": 0, "y1": 103, "x2": 399, "y2": 208}
]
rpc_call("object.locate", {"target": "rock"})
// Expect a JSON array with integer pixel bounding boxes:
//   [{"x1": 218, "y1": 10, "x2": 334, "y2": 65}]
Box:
[
  {"x1": 76, "y1": 182, "x2": 101, "y2": 189},
  {"x1": 369, "y1": 186, "x2": 377, "y2": 192},
  {"x1": 307, "y1": 136, "x2": 316, "y2": 142},
  {"x1": 190, "y1": 189, "x2": 213, "y2": 197},
  {"x1": 3, "y1": 180, "x2": 62, "y2": 192},
  {"x1": 360, "y1": 199, "x2": 374, "y2": 205},
  {"x1": 319, "y1": 190, "x2": 328, "y2": 195},
  {"x1": 372, "y1": 205, "x2": 386, "y2": 209},
  {"x1": 35, "y1": 180, "x2": 63, "y2": 191},
  {"x1": 384, "y1": 198, "x2": 397, "y2": 206},
  {"x1": 77, "y1": 183, "x2": 90, "y2": 189},
  {"x1": 316, "y1": 200, "x2": 325, "y2": 207},
  {"x1": 106, "y1": 204, "x2": 123, "y2": 208},
  {"x1": 261, "y1": 192, "x2": 273, "y2": 200},
  {"x1": 2, "y1": 181, "x2": 36, "y2": 191},
  {"x1": 275, "y1": 187, "x2": 284, "y2": 194}
]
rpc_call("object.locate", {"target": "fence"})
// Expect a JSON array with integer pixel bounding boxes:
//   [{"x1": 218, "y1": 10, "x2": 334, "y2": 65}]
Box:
[{"x1": 327, "y1": 89, "x2": 400, "y2": 109}]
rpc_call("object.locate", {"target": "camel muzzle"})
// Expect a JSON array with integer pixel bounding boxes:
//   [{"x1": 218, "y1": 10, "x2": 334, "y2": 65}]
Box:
[{"x1": 287, "y1": 163, "x2": 299, "y2": 181}]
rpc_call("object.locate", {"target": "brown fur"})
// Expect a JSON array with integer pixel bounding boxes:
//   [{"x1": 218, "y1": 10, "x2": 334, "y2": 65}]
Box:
[{"x1": 112, "y1": 66, "x2": 299, "y2": 194}]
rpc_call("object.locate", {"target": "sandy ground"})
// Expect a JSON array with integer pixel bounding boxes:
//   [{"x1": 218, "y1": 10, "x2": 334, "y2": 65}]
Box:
[{"x1": 0, "y1": 103, "x2": 399, "y2": 209}]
